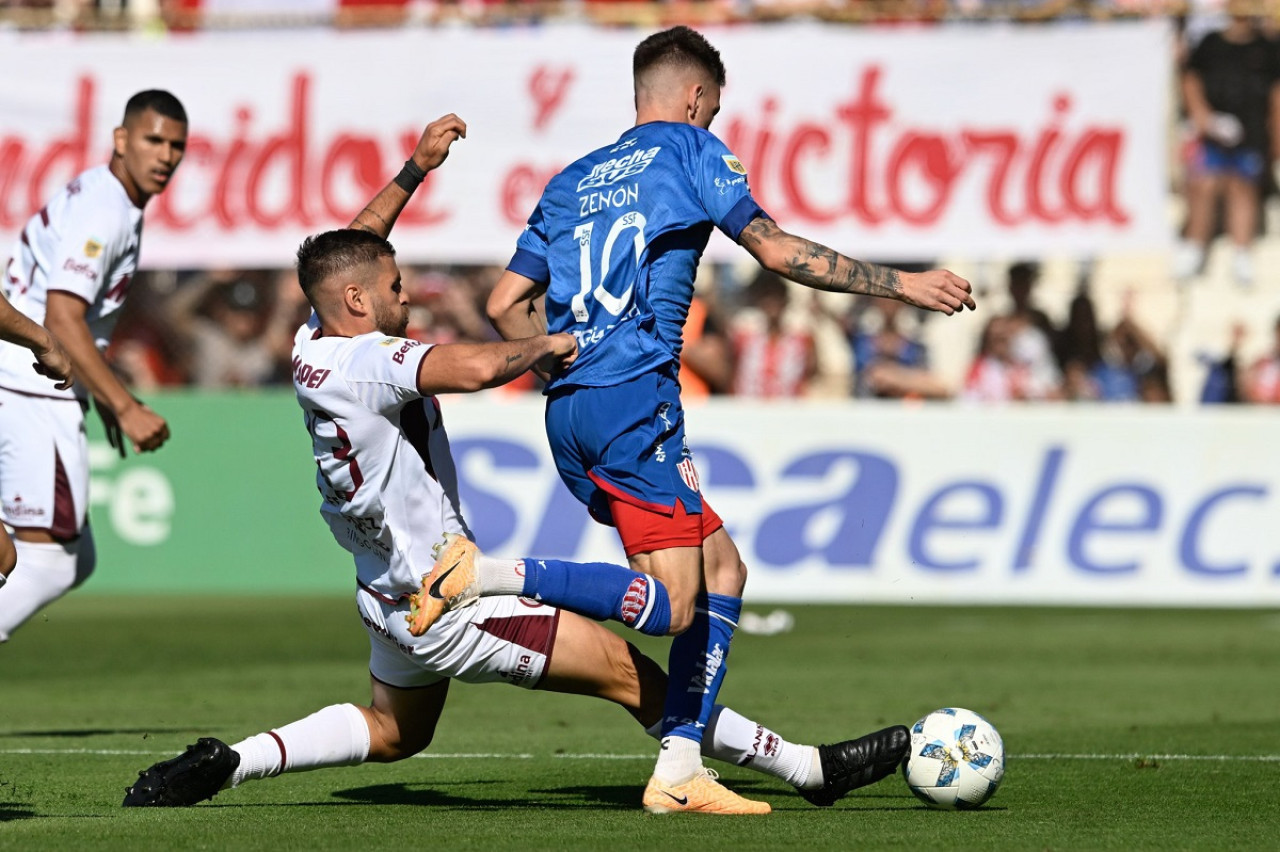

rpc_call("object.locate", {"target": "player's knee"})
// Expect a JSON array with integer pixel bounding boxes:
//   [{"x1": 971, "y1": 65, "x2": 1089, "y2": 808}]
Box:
[
  {"x1": 705, "y1": 555, "x2": 748, "y2": 598},
  {"x1": 666, "y1": 596, "x2": 697, "y2": 635},
  {"x1": 364, "y1": 707, "x2": 433, "y2": 762}
]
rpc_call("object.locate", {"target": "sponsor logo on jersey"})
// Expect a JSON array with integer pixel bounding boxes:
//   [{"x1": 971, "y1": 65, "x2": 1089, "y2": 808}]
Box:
[
  {"x1": 677, "y1": 458, "x2": 700, "y2": 493},
  {"x1": 83, "y1": 239, "x2": 103, "y2": 258},
  {"x1": 576, "y1": 146, "x2": 662, "y2": 192},
  {"x1": 2, "y1": 494, "x2": 45, "y2": 519},
  {"x1": 380, "y1": 337, "x2": 422, "y2": 365},
  {"x1": 721, "y1": 155, "x2": 747, "y2": 175},
  {"x1": 714, "y1": 176, "x2": 747, "y2": 196},
  {"x1": 499, "y1": 653, "x2": 537, "y2": 685},
  {"x1": 61, "y1": 258, "x2": 98, "y2": 282},
  {"x1": 360, "y1": 615, "x2": 415, "y2": 655}
]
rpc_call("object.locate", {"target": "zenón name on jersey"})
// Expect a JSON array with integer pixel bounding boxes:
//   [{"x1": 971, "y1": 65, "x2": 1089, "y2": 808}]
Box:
[{"x1": 508, "y1": 122, "x2": 767, "y2": 393}]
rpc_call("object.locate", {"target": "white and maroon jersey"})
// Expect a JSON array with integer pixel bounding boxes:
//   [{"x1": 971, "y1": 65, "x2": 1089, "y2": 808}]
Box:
[
  {"x1": 292, "y1": 318, "x2": 471, "y2": 599},
  {"x1": 0, "y1": 165, "x2": 143, "y2": 399}
]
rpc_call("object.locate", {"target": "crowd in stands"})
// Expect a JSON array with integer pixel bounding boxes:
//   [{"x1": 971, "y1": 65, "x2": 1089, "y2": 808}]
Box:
[
  {"x1": 104, "y1": 258, "x2": 1280, "y2": 404},
  {"x1": 7, "y1": 0, "x2": 1280, "y2": 404}
]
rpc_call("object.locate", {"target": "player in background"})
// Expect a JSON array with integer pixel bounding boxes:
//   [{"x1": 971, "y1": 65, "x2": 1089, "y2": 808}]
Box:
[
  {"x1": 122, "y1": 116, "x2": 907, "y2": 810},
  {"x1": 0, "y1": 90, "x2": 187, "y2": 643},
  {"x1": 471, "y1": 27, "x2": 975, "y2": 814},
  {"x1": 0, "y1": 295, "x2": 74, "y2": 582}
]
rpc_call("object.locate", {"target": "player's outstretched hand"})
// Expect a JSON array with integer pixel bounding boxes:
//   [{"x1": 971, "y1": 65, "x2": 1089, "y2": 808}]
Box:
[
  {"x1": 116, "y1": 399, "x2": 171, "y2": 455},
  {"x1": 31, "y1": 335, "x2": 73, "y2": 391},
  {"x1": 899, "y1": 269, "x2": 976, "y2": 316},
  {"x1": 411, "y1": 114, "x2": 467, "y2": 173}
]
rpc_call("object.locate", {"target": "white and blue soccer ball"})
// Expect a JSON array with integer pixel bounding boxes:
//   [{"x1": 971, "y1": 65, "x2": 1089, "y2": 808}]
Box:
[{"x1": 901, "y1": 707, "x2": 1005, "y2": 810}]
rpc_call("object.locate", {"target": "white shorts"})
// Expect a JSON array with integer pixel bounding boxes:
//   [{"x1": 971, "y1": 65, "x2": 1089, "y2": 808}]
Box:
[
  {"x1": 356, "y1": 585, "x2": 561, "y2": 690},
  {"x1": 0, "y1": 388, "x2": 87, "y2": 538}
]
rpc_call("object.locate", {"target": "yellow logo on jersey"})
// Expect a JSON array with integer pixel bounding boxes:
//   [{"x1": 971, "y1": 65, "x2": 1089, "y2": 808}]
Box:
[
  {"x1": 722, "y1": 155, "x2": 747, "y2": 175},
  {"x1": 83, "y1": 239, "x2": 103, "y2": 258}
]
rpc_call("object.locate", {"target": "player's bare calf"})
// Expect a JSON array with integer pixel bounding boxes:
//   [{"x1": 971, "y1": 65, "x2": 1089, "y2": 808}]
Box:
[{"x1": 406, "y1": 533, "x2": 483, "y2": 636}]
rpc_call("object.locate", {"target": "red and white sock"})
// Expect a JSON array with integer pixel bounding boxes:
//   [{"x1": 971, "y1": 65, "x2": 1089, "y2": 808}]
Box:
[
  {"x1": 225, "y1": 703, "x2": 370, "y2": 789},
  {"x1": 648, "y1": 706, "x2": 821, "y2": 789}
]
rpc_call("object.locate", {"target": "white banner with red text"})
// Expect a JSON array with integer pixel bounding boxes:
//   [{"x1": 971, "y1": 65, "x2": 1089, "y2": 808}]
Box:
[{"x1": 0, "y1": 22, "x2": 1171, "y2": 268}]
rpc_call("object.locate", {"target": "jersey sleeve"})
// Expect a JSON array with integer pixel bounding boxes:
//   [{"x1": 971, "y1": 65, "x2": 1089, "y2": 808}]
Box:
[
  {"x1": 42, "y1": 195, "x2": 125, "y2": 304},
  {"x1": 339, "y1": 334, "x2": 433, "y2": 415},
  {"x1": 691, "y1": 132, "x2": 771, "y2": 241},
  {"x1": 505, "y1": 199, "x2": 550, "y2": 284}
]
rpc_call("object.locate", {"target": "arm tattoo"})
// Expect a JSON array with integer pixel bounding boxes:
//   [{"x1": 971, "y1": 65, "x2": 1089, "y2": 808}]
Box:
[
  {"x1": 350, "y1": 208, "x2": 391, "y2": 234},
  {"x1": 740, "y1": 216, "x2": 901, "y2": 299}
]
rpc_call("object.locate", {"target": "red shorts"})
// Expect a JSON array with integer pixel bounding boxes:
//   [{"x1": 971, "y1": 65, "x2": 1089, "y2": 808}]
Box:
[{"x1": 607, "y1": 492, "x2": 724, "y2": 557}]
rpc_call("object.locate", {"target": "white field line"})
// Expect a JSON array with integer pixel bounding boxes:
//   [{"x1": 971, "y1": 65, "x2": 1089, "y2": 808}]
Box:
[
  {"x1": 556, "y1": 753, "x2": 1280, "y2": 762},
  {"x1": 1, "y1": 749, "x2": 1277, "y2": 762},
  {"x1": 2, "y1": 747, "x2": 1280, "y2": 757}
]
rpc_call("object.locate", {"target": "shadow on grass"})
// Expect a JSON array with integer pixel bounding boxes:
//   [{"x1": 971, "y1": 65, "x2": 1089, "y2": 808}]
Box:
[
  {"x1": 0, "y1": 807, "x2": 36, "y2": 821},
  {"x1": 0, "y1": 727, "x2": 194, "y2": 738},
  {"x1": 331, "y1": 782, "x2": 635, "y2": 810}
]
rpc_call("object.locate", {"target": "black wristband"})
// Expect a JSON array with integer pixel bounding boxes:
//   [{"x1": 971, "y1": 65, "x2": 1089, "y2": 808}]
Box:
[{"x1": 393, "y1": 158, "x2": 427, "y2": 193}]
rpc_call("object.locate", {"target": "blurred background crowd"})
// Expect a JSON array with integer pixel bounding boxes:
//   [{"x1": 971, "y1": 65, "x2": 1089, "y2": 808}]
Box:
[{"x1": 5, "y1": 0, "x2": 1280, "y2": 406}]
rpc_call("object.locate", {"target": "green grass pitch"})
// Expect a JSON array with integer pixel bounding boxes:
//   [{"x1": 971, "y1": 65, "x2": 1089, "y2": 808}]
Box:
[{"x1": 1, "y1": 597, "x2": 1277, "y2": 850}]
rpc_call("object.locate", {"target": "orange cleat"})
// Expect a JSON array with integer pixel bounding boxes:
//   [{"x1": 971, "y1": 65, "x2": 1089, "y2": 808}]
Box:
[
  {"x1": 642, "y1": 769, "x2": 772, "y2": 815},
  {"x1": 406, "y1": 533, "x2": 482, "y2": 636}
]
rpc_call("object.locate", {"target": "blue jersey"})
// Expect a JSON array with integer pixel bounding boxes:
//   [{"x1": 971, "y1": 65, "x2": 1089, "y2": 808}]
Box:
[{"x1": 507, "y1": 122, "x2": 767, "y2": 393}]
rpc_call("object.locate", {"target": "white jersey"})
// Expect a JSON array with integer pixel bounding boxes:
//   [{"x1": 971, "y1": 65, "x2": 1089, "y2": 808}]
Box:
[
  {"x1": 0, "y1": 165, "x2": 143, "y2": 399},
  {"x1": 292, "y1": 318, "x2": 470, "y2": 600}
]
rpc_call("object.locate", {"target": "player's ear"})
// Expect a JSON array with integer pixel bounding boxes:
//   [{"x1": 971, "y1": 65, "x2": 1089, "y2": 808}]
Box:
[
  {"x1": 112, "y1": 125, "x2": 128, "y2": 158},
  {"x1": 344, "y1": 282, "x2": 366, "y2": 315},
  {"x1": 687, "y1": 84, "x2": 704, "y2": 123}
]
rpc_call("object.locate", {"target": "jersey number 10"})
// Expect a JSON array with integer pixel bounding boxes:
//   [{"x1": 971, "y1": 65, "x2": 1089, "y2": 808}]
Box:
[{"x1": 571, "y1": 211, "x2": 648, "y2": 323}]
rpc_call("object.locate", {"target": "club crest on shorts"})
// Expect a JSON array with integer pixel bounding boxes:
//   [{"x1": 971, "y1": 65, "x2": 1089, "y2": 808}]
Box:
[{"x1": 676, "y1": 458, "x2": 700, "y2": 492}]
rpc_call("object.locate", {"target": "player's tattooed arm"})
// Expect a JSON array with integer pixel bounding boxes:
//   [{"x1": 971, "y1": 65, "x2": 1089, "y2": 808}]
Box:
[
  {"x1": 347, "y1": 114, "x2": 467, "y2": 239},
  {"x1": 737, "y1": 216, "x2": 976, "y2": 315},
  {"x1": 416, "y1": 333, "x2": 577, "y2": 395}
]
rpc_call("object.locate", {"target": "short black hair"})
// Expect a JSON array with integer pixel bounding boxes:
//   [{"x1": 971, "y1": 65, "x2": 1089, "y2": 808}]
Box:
[
  {"x1": 634, "y1": 26, "x2": 726, "y2": 88},
  {"x1": 123, "y1": 90, "x2": 187, "y2": 126},
  {"x1": 296, "y1": 229, "x2": 396, "y2": 301}
]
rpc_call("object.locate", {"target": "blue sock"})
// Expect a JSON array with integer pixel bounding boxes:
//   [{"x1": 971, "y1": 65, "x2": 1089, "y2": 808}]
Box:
[
  {"x1": 661, "y1": 592, "x2": 742, "y2": 742},
  {"x1": 520, "y1": 558, "x2": 672, "y2": 636}
]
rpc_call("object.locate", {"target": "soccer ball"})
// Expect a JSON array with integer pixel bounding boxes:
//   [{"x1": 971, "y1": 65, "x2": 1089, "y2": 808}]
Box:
[{"x1": 901, "y1": 707, "x2": 1005, "y2": 809}]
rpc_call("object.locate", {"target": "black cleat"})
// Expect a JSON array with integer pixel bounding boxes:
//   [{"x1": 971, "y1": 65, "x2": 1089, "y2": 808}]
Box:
[
  {"x1": 122, "y1": 737, "x2": 239, "y2": 807},
  {"x1": 798, "y1": 724, "x2": 911, "y2": 807}
]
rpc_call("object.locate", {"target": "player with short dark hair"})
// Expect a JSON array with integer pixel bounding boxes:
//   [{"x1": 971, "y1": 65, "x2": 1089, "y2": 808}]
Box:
[
  {"x1": 0, "y1": 90, "x2": 188, "y2": 642},
  {"x1": 121, "y1": 115, "x2": 908, "y2": 809},
  {"x1": 477, "y1": 26, "x2": 974, "y2": 813}
]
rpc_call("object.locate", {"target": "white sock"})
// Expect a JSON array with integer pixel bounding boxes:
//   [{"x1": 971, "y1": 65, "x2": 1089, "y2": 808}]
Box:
[
  {"x1": 477, "y1": 555, "x2": 525, "y2": 596},
  {"x1": 652, "y1": 735, "x2": 704, "y2": 785},
  {"x1": 226, "y1": 703, "x2": 371, "y2": 789},
  {"x1": 648, "y1": 706, "x2": 821, "y2": 789},
  {"x1": 0, "y1": 539, "x2": 79, "y2": 641}
]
